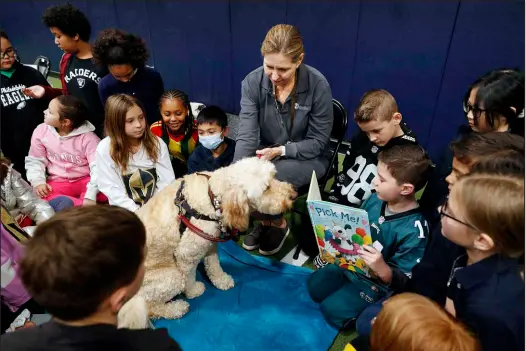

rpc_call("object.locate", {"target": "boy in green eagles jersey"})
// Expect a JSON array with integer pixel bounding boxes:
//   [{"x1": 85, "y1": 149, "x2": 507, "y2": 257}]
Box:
[{"x1": 307, "y1": 144, "x2": 432, "y2": 328}]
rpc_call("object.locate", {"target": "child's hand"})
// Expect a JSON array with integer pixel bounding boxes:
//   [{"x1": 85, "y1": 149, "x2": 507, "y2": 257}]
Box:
[
  {"x1": 83, "y1": 199, "x2": 96, "y2": 206},
  {"x1": 358, "y1": 245, "x2": 389, "y2": 276},
  {"x1": 35, "y1": 184, "x2": 52, "y2": 198},
  {"x1": 22, "y1": 85, "x2": 45, "y2": 99}
]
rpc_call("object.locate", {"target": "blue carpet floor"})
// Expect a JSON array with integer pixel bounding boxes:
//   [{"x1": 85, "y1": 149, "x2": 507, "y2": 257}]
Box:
[{"x1": 153, "y1": 241, "x2": 338, "y2": 351}]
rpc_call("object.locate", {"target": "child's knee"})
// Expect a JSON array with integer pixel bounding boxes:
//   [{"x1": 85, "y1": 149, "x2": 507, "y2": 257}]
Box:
[
  {"x1": 320, "y1": 300, "x2": 350, "y2": 328},
  {"x1": 307, "y1": 266, "x2": 340, "y2": 302},
  {"x1": 49, "y1": 196, "x2": 74, "y2": 212}
]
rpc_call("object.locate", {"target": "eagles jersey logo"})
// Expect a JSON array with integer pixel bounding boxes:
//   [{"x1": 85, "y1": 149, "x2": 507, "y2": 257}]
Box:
[
  {"x1": 77, "y1": 77, "x2": 85, "y2": 88},
  {"x1": 122, "y1": 168, "x2": 158, "y2": 207}
]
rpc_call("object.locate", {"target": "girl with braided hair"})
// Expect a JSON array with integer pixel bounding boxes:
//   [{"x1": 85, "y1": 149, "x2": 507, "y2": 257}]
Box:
[{"x1": 150, "y1": 90, "x2": 199, "y2": 177}]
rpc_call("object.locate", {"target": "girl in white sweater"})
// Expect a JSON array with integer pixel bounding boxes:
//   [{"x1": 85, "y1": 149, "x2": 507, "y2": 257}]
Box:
[{"x1": 95, "y1": 94, "x2": 175, "y2": 212}]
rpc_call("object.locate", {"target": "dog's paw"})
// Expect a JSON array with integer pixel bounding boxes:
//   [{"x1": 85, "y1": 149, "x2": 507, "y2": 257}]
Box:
[
  {"x1": 184, "y1": 281, "x2": 206, "y2": 299},
  {"x1": 212, "y1": 274, "x2": 235, "y2": 290},
  {"x1": 165, "y1": 300, "x2": 190, "y2": 319}
]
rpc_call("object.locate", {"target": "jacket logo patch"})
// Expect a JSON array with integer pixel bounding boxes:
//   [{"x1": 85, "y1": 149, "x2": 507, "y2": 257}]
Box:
[
  {"x1": 16, "y1": 101, "x2": 26, "y2": 110},
  {"x1": 77, "y1": 78, "x2": 85, "y2": 88}
]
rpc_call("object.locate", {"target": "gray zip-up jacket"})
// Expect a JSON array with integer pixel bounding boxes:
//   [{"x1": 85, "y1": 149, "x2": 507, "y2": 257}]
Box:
[{"x1": 233, "y1": 64, "x2": 333, "y2": 162}]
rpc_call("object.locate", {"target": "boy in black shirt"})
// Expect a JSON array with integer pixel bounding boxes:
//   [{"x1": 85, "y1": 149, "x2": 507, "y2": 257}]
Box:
[
  {"x1": 1, "y1": 205, "x2": 182, "y2": 351},
  {"x1": 23, "y1": 4, "x2": 108, "y2": 136},
  {"x1": 328, "y1": 89, "x2": 417, "y2": 207},
  {"x1": 187, "y1": 106, "x2": 236, "y2": 174}
]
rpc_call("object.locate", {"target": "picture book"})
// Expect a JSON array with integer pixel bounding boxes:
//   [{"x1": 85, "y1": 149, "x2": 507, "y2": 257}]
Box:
[{"x1": 306, "y1": 171, "x2": 380, "y2": 277}]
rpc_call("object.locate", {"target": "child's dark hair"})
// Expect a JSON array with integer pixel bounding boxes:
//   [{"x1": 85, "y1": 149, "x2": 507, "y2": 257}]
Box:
[
  {"x1": 464, "y1": 69, "x2": 525, "y2": 136},
  {"x1": 450, "y1": 132, "x2": 525, "y2": 165},
  {"x1": 196, "y1": 106, "x2": 228, "y2": 129},
  {"x1": 159, "y1": 89, "x2": 194, "y2": 139},
  {"x1": 1, "y1": 31, "x2": 8, "y2": 40},
  {"x1": 42, "y1": 3, "x2": 91, "y2": 42},
  {"x1": 377, "y1": 144, "x2": 432, "y2": 192},
  {"x1": 470, "y1": 149, "x2": 525, "y2": 177},
  {"x1": 92, "y1": 28, "x2": 149, "y2": 68},
  {"x1": 354, "y1": 89, "x2": 399, "y2": 123},
  {"x1": 20, "y1": 205, "x2": 146, "y2": 321},
  {"x1": 55, "y1": 95, "x2": 89, "y2": 129}
]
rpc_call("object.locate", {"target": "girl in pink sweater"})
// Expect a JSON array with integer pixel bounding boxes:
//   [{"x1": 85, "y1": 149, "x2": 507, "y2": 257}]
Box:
[{"x1": 25, "y1": 96, "x2": 105, "y2": 206}]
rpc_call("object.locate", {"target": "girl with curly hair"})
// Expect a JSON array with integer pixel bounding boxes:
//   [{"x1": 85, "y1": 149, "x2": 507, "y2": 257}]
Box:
[
  {"x1": 150, "y1": 90, "x2": 199, "y2": 178},
  {"x1": 93, "y1": 29, "x2": 164, "y2": 126}
]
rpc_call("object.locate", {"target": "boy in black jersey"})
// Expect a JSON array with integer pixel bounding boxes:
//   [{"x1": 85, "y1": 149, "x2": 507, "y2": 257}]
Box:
[
  {"x1": 1, "y1": 206, "x2": 181, "y2": 351},
  {"x1": 328, "y1": 89, "x2": 417, "y2": 207},
  {"x1": 23, "y1": 4, "x2": 108, "y2": 136}
]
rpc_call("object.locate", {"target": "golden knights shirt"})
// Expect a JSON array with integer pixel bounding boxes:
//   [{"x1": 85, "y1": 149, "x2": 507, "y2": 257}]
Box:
[
  {"x1": 328, "y1": 123, "x2": 417, "y2": 207},
  {"x1": 94, "y1": 136, "x2": 176, "y2": 212}
]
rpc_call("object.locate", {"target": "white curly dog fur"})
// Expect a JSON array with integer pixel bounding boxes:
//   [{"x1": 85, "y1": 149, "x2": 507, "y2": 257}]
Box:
[{"x1": 117, "y1": 157, "x2": 297, "y2": 329}]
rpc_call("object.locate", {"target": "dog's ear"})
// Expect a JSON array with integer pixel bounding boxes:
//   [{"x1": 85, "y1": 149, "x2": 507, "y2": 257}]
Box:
[{"x1": 222, "y1": 188, "x2": 250, "y2": 232}]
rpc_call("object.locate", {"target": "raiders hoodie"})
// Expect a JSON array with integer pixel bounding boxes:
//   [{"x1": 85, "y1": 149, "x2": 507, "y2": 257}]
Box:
[{"x1": 1, "y1": 62, "x2": 51, "y2": 175}]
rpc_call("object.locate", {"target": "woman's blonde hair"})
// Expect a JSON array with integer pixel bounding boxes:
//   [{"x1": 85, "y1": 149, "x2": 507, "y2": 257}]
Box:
[
  {"x1": 260, "y1": 24, "x2": 304, "y2": 63},
  {"x1": 451, "y1": 173, "x2": 524, "y2": 258},
  {"x1": 104, "y1": 94, "x2": 159, "y2": 173},
  {"x1": 371, "y1": 293, "x2": 480, "y2": 351}
]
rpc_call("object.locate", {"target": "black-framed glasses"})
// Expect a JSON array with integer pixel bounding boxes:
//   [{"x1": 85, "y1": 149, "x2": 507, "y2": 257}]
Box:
[
  {"x1": 462, "y1": 99, "x2": 485, "y2": 116},
  {"x1": 439, "y1": 198, "x2": 478, "y2": 231},
  {"x1": 0, "y1": 47, "x2": 17, "y2": 59}
]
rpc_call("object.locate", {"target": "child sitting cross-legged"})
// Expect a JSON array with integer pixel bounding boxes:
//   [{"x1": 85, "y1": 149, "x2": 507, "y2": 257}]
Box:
[
  {"x1": 0, "y1": 205, "x2": 182, "y2": 350},
  {"x1": 307, "y1": 144, "x2": 432, "y2": 328},
  {"x1": 25, "y1": 95, "x2": 105, "y2": 207},
  {"x1": 187, "y1": 106, "x2": 236, "y2": 174}
]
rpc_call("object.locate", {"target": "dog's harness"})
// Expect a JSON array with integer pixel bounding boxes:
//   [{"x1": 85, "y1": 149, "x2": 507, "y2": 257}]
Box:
[{"x1": 174, "y1": 173, "x2": 238, "y2": 242}]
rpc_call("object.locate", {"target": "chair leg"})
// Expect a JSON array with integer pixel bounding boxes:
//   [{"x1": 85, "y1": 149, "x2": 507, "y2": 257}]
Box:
[{"x1": 292, "y1": 244, "x2": 302, "y2": 260}]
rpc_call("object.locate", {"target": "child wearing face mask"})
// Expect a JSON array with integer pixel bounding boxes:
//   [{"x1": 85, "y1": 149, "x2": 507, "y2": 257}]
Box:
[
  {"x1": 150, "y1": 90, "x2": 199, "y2": 178},
  {"x1": 187, "y1": 106, "x2": 235, "y2": 174},
  {"x1": 25, "y1": 95, "x2": 105, "y2": 207}
]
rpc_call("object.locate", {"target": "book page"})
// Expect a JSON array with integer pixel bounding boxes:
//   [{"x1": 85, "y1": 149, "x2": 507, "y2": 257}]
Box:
[{"x1": 307, "y1": 171, "x2": 322, "y2": 202}]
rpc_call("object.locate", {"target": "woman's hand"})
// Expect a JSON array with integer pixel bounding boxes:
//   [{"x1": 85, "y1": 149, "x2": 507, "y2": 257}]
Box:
[
  {"x1": 22, "y1": 85, "x2": 45, "y2": 99},
  {"x1": 256, "y1": 147, "x2": 283, "y2": 161},
  {"x1": 35, "y1": 184, "x2": 52, "y2": 198}
]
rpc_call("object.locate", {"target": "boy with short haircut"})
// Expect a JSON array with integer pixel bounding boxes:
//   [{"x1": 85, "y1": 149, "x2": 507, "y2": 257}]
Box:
[
  {"x1": 328, "y1": 89, "x2": 417, "y2": 207},
  {"x1": 308, "y1": 144, "x2": 431, "y2": 328},
  {"x1": 0, "y1": 206, "x2": 181, "y2": 350},
  {"x1": 354, "y1": 131, "x2": 525, "y2": 339},
  {"x1": 187, "y1": 105, "x2": 236, "y2": 174},
  {"x1": 23, "y1": 3, "x2": 108, "y2": 136}
]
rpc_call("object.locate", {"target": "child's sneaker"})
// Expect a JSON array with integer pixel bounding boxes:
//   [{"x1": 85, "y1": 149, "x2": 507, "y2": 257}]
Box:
[
  {"x1": 313, "y1": 254, "x2": 328, "y2": 270},
  {"x1": 242, "y1": 223, "x2": 267, "y2": 251},
  {"x1": 259, "y1": 225, "x2": 290, "y2": 256}
]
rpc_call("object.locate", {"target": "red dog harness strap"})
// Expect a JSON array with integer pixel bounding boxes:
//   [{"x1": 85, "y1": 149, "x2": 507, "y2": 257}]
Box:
[{"x1": 174, "y1": 174, "x2": 238, "y2": 242}]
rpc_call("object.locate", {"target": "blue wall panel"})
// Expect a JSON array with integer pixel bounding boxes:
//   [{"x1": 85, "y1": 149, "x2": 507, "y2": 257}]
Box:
[
  {"x1": 427, "y1": 0, "x2": 525, "y2": 160},
  {"x1": 1, "y1": 0, "x2": 524, "y2": 156}
]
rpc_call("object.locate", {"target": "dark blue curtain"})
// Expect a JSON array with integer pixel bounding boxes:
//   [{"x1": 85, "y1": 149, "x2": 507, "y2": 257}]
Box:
[{"x1": 2, "y1": 0, "x2": 524, "y2": 160}]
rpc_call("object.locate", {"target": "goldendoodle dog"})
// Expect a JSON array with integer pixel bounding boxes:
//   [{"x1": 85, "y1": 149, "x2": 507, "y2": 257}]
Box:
[{"x1": 118, "y1": 157, "x2": 297, "y2": 329}]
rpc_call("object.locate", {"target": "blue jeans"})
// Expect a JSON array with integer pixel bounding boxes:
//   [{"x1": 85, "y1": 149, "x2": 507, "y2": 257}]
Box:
[
  {"x1": 48, "y1": 196, "x2": 74, "y2": 212},
  {"x1": 355, "y1": 293, "x2": 392, "y2": 336}
]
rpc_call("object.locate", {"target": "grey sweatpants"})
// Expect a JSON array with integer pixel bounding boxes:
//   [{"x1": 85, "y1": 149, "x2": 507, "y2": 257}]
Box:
[{"x1": 273, "y1": 156, "x2": 329, "y2": 189}]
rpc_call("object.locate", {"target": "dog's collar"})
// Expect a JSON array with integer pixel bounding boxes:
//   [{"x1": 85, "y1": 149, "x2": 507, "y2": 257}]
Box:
[{"x1": 174, "y1": 173, "x2": 237, "y2": 242}]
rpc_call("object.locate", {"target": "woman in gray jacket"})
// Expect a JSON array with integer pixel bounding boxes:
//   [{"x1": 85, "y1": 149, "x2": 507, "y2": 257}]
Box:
[{"x1": 233, "y1": 24, "x2": 333, "y2": 256}]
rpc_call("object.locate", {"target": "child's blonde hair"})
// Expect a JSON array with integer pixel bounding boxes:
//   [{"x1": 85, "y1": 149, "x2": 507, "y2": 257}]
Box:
[
  {"x1": 371, "y1": 293, "x2": 480, "y2": 351},
  {"x1": 450, "y1": 173, "x2": 524, "y2": 258},
  {"x1": 354, "y1": 89, "x2": 398, "y2": 123}
]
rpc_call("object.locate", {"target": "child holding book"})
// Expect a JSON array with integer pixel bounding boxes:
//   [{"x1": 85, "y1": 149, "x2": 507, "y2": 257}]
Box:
[{"x1": 307, "y1": 144, "x2": 432, "y2": 328}]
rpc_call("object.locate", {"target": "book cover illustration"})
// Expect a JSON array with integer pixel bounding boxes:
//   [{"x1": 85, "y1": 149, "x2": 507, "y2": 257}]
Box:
[{"x1": 306, "y1": 172, "x2": 374, "y2": 277}]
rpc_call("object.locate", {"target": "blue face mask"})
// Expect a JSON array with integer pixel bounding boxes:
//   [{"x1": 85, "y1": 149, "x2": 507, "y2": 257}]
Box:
[{"x1": 199, "y1": 133, "x2": 224, "y2": 150}]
